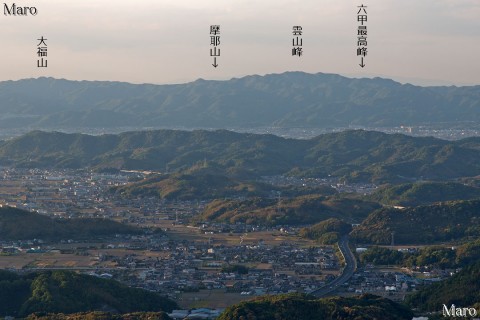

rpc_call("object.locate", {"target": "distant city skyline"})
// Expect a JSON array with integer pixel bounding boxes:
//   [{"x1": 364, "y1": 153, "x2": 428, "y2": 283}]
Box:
[{"x1": 1, "y1": 0, "x2": 479, "y2": 86}]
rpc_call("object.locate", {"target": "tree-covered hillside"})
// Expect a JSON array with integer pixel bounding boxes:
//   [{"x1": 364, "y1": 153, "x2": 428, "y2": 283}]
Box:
[
  {"x1": 358, "y1": 239, "x2": 480, "y2": 269},
  {"x1": 0, "y1": 206, "x2": 140, "y2": 241},
  {"x1": 112, "y1": 171, "x2": 337, "y2": 201},
  {"x1": 406, "y1": 262, "x2": 480, "y2": 312},
  {"x1": 351, "y1": 200, "x2": 480, "y2": 244},
  {"x1": 217, "y1": 293, "x2": 413, "y2": 320},
  {"x1": 368, "y1": 182, "x2": 480, "y2": 206},
  {"x1": 299, "y1": 218, "x2": 352, "y2": 244},
  {"x1": 26, "y1": 312, "x2": 172, "y2": 320},
  {"x1": 1, "y1": 129, "x2": 480, "y2": 183},
  {"x1": 0, "y1": 270, "x2": 177, "y2": 318},
  {"x1": 199, "y1": 195, "x2": 379, "y2": 226}
]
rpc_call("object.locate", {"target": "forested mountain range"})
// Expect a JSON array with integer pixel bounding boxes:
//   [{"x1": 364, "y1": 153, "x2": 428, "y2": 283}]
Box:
[
  {"x1": 1, "y1": 129, "x2": 480, "y2": 183},
  {"x1": 1, "y1": 72, "x2": 480, "y2": 129}
]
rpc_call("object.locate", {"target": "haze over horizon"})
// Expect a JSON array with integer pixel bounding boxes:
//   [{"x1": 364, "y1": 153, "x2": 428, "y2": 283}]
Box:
[{"x1": 1, "y1": 0, "x2": 479, "y2": 86}]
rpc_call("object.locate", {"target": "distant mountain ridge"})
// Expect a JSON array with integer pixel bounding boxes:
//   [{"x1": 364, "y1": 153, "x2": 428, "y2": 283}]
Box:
[{"x1": 1, "y1": 72, "x2": 480, "y2": 129}]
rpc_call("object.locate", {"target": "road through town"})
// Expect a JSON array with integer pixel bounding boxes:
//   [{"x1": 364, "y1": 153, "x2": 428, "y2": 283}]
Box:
[{"x1": 312, "y1": 235, "x2": 357, "y2": 297}]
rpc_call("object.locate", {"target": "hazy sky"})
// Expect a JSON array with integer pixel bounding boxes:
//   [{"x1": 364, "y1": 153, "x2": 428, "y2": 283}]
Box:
[{"x1": 1, "y1": 0, "x2": 479, "y2": 85}]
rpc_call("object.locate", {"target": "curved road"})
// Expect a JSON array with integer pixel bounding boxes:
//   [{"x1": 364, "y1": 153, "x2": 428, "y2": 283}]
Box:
[{"x1": 312, "y1": 235, "x2": 357, "y2": 297}]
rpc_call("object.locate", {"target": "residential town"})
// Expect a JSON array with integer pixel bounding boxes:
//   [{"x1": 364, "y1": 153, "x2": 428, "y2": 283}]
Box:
[{"x1": 0, "y1": 167, "x2": 457, "y2": 319}]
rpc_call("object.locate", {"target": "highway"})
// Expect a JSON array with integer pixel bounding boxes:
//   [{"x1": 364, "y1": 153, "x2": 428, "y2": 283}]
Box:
[{"x1": 311, "y1": 235, "x2": 357, "y2": 297}]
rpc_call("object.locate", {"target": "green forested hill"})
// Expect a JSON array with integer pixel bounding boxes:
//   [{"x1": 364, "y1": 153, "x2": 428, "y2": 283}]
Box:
[
  {"x1": 113, "y1": 172, "x2": 276, "y2": 200},
  {"x1": 0, "y1": 206, "x2": 139, "y2": 241},
  {"x1": 351, "y1": 200, "x2": 480, "y2": 244},
  {"x1": 358, "y1": 238, "x2": 480, "y2": 268},
  {"x1": 406, "y1": 262, "x2": 480, "y2": 312},
  {"x1": 112, "y1": 171, "x2": 337, "y2": 201},
  {"x1": 299, "y1": 218, "x2": 353, "y2": 244},
  {"x1": 217, "y1": 293, "x2": 413, "y2": 320},
  {"x1": 1, "y1": 129, "x2": 480, "y2": 183},
  {"x1": 199, "y1": 195, "x2": 380, "y2": 226},
  {"x1": 368, "y1": 181, "x2": 480, "y2": 206},
  {"x1": 0, "y1": 270, "x2": 177, "y2": 317},
  {"x1": 26, "y1": 312, "x2": 172, "y2": 320}
]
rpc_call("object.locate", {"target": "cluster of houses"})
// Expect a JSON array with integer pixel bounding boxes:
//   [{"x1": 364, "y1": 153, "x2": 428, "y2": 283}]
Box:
[
  {"x1": 261, "y1": 175, "x2": 378, "y2": 194},
  {"x1": 338, "y1": 267, "x2": 448, "y2": 301},
  {"x1": 92, "y1": 240, "x2": 340, "y2": 298}
]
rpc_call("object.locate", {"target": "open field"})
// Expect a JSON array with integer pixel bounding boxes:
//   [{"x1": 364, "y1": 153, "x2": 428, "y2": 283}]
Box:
[
  {"x1": 179, "y1": 289, "x2": 256, "y2": 309},
  {"x1": 0, "y1": 252, "x2": 96, "y2": 269},
  {"x1": 155, "y1": 218, "x2": 320, "y2": 247},
  {"x1": 0, "y1": 245, "x2": 170, "y2": 269}
]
